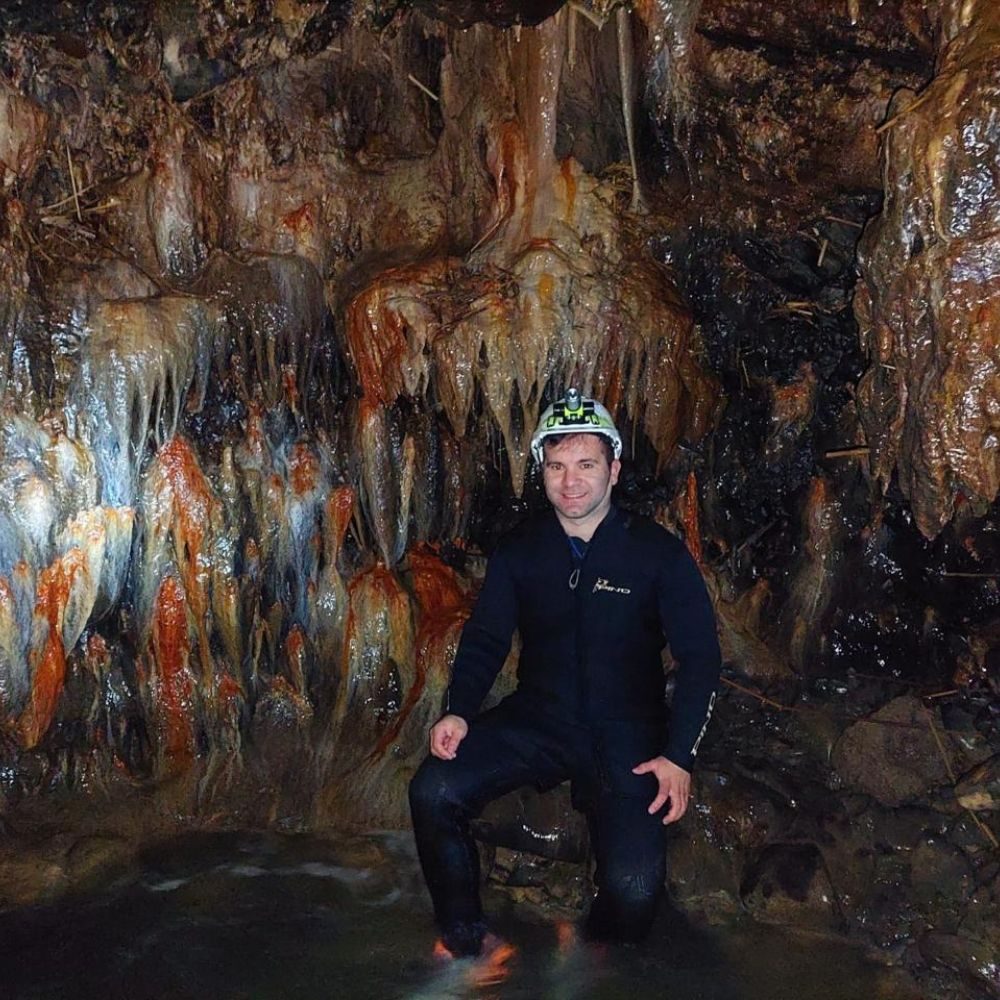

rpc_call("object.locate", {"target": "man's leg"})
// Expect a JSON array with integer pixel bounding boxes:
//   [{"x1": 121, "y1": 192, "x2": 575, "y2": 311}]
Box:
[
  {"x1": 408, "y1": 704, "x2": 573, "y2": 955},
  {"x1": 583, "y1": 792, "x2": 667, "y2": 942},
  {"x1": 579, "y1": 726, "x2": 668, "y2": 943}
]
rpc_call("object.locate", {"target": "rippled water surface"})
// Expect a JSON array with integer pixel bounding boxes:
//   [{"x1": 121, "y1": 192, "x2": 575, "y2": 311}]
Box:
[{"x1": 2, "y1": 832, "x2": 921, "y2": 1000}]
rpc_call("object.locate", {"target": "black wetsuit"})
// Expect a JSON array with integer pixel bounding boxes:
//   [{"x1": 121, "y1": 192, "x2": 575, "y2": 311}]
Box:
[{"x1": 409, "y1": 505, "x2": 721, "y2": 953}]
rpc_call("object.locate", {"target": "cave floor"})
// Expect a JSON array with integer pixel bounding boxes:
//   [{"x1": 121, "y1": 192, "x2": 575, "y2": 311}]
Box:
[{"x1": 0, "y1": 829, "x2": 922, "y2": 1000}]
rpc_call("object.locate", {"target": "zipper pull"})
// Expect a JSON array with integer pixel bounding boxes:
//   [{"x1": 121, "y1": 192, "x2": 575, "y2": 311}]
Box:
[{"x1": 569, "y1": 567, "x2": 580, "y2": 590}]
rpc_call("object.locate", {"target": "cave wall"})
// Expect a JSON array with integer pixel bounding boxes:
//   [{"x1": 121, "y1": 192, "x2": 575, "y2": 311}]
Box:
[
  {"x1": 0, "y1": 0, "x2": 996, "y2": 835},
  {"x1": 0, "y1": 2, "x2": 721, "y2": 825}
]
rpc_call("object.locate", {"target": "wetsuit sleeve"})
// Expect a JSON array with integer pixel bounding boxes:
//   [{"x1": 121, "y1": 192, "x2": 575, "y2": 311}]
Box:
[
  {"x1": 657, "y1": 542, "x2": 722, "y2": 772},
  {"x1": 445, "y1": 545, "x2": 517, "y2": 721}
]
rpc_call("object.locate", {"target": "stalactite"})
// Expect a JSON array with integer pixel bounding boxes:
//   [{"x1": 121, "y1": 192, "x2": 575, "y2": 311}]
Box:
[
  {"x1": 342, "y1": 259, "x2": 456, "y2": 406},
  {"x1": 354, "y1": 399, "x2": 405, "y2": 567},
  {"x1": 0, "y1": 565, "x2": 33, "y2": 718},
  {"x1": 0, "y1": 416, "x2": 131, "y2": 741},
  {"x1": 284, "y1": 624, "x2": 309, "y2": 700},
  {"x1": 313, "y1": 486, "x2": 354, "y2": 701},
  {"x1": 233, "y1": 401, "x2": 280, "y2": 580},
  {"x1": 339, "y1": 15, "x2": 716, "y2": 502},
  {"x1": 0, "y1": 472, "x2": 55, "y2": 591},
  {"x1": 101, "y1": 121, "x2": 216, "y2": 283},
  {"x1": 146, "y1": 572, "x2": 198, "y2": 769},
  {"x1": 682, "y1": 470, "x2": 703, "y2": 566},
  {"x1": 139, "y1": 437, "x2": 248, "y2": 776},
  {"x1": 200, "y1": 252, "x2": 327, "y2": 415},
  {"x1": 615, "y1": 6, "x2": 647, "y2": 214},
  {"x1": 68, "y1": 297, "x2": 217, "y2": 506},
  {"x1": 53, "y1": 509, "x2": 109, "y2": 647},
  {"x1": 0, "y1": 202, "x2": 34, "y2": 411},
  {"x1": 212, "y1": 447, "x2": 245, "y2": 679},
  {"x1": 19, "y1": 534, "x2": 104, "y2": 749},
  {"x1": 784, "y1": 477, "x2": 844, "y2": 671},
  {"x1": 138, "y1": 436, "x2": 224, "y2": 691},
  {"x1": 369, "y1": 546, "x2": 469, "y2": 760},
  {"x1": 17, "y1": 557, "x2": 73, "y2": 749},
  {"x1": 633, "y1": 0, "x2": 705, "y2": 155},
  {"x1": 276, "y1": 439, "x2": 328, "y2": 629},
  {"x1": 334, "y1": 565, "x2": 415, "y2": 753},
  {"x1": 856, "y1": 0, "x2": 1000, "y2": 535}
]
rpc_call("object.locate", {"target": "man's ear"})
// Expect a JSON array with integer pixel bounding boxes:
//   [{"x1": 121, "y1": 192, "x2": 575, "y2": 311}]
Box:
[{"x1": 610, "y1": 458, "x2": 621, "y2": 486}]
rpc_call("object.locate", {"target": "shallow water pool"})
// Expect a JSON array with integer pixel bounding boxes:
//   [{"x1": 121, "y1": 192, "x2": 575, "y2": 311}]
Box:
[{"x1": 1, "y1": 831, "x2": 921, "y2": 1000}]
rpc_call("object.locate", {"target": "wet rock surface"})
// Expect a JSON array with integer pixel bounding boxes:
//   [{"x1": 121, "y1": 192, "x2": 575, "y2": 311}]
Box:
[
  {"x1": 832, "y1": 694, "x2": 955, "y2": 806},
  {"x1": 0, "y1": 2, "x2": 998, "y2": 999},
  {"x1": 856, "y1": 0, "x2": 1000, "y2": 537}
]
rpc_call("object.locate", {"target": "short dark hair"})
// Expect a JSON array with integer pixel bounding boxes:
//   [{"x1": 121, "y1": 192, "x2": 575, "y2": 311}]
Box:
[{"x1": 541, "y1": 432, "x2": 615, "y2": 465}]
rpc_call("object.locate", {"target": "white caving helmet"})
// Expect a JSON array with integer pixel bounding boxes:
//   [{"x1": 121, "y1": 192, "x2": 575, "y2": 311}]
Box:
[{"x1": 530, "y1": 387, "x2": 623, "y2": 464}]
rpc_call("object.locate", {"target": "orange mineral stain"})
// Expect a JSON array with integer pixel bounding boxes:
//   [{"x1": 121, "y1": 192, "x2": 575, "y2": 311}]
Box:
[
  {"x1": 150, "y1": 574, "x2": 197, "y2": 763},
  {"x1": 537, "y1": 271, "x2": 554, "y2": 310},
  {"x1": 288, "y1": 442, "x2": 321, "y2": 496},
  {"x1": 282, "y1": 364, "x2": 300, "y2": 413},
  {"x1": 285, "y1": 624, "x2": 308, "y2": 697},
  {"x1": 683, "y1": 470, "x2": 703, "y2": 567},
  {"x1": 156, "y1": 437, "x2": 222, "y2": 676},
  {"x1": 370, "y1": 551, "x2": 469, "y2": 760},
  {"x1": 408, "y1": 546, "x2": 466, "y2": 615},
  {"x1": 282, "y1": 201, "x2": 316, "y2": 236},
  {"x1": 324, "y1": 486, "x2": 355, "y2": 563},
  {"x1": 19, "y1": 549, "x2": 87, "y2": 749},
  {"x1": 83, "y1": 633, "x2": 110, "y2": 678},
  {"x1": 344, "y1": 283, "x2": 406, "y2": 405},
  {"x1": 560, "y1": 156, "x2": 577, "y2": 219}
]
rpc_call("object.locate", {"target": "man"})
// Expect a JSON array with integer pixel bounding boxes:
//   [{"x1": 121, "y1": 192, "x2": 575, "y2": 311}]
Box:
[{"x1": 409, "y1": 388, "x2": 721, "y2": 957}]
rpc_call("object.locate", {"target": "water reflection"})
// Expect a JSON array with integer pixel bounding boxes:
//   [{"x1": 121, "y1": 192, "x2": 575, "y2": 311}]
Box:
[{"x1": 0, "y1": 832, "x2": 920, "y2": 1000}]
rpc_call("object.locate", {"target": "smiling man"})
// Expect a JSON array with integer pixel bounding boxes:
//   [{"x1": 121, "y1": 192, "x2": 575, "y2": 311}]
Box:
[{"x1": 409, "y1": 388, "x2": 721, "y2": 958}]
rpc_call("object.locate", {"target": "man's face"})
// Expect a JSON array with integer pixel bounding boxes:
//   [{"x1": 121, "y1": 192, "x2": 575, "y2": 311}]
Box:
[{"x1": 542, "y1": 434, "x2": 620, "y2": 530}]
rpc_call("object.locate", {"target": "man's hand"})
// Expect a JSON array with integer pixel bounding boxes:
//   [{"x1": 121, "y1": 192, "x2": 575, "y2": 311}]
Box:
[
  {"x1": 632, "y1": 755, "x2": 691, "y2": 824},
  {"x1": 429, "y1": 714, "x2": 469, "y2": 760}
]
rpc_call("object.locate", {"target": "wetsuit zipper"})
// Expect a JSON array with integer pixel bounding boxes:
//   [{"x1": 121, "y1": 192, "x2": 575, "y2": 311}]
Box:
[
  {"x1": 567, "y1": 511, "x2": 613, "y2": 725},
  {"x1": 574, "y1": 548, "x2": 588, "y2": 721},
  {"x1": 565, "y1": 532, "x2": 589, "y2": 720}
]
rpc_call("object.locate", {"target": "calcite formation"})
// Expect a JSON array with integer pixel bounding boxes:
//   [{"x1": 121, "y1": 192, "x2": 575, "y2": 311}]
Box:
[
  {"x1": 856, "y1": 0, "x2": 1000, "y2": 536},
  {"x1": 0, "y1": 2, "x2": 997, "y2": 994},
  {"x1": 0, "y1": 5, "x2": 720, "y2": 818}
]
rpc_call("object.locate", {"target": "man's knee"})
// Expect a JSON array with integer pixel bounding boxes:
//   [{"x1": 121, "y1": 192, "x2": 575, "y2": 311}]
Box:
[
  {"x1": 587, "y1": 868, "x2": 664, "y2": 942},
  {"x1": 408, "y1": 757, "x2": 469, "y2": 821}
]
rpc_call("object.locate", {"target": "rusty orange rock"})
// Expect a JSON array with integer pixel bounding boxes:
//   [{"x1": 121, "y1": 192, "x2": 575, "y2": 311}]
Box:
[
  {"x1": 19, "y1": 551, "x2": 86, "y2": 748},
  {"x1": 682, "y1": 471, "x2": 704, "y2": 568},
  {"x1": 149, "y1": 574, "x2": 197, "y2": 764}
]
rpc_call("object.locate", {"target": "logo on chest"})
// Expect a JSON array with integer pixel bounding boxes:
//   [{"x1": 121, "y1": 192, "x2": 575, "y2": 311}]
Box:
[{"x1": 593, "y1": 577, "x2": 631, "y2": 595}]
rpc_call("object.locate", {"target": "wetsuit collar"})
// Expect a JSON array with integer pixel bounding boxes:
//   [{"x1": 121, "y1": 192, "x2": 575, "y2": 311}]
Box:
[{"x1": 553, "y1": 503, "x2": 618, "y2": 543}]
